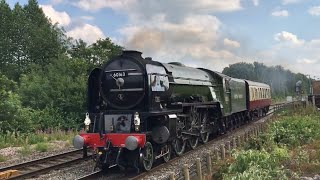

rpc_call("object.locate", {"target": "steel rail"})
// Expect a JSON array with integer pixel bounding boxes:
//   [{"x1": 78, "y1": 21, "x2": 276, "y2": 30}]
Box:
[
  {"x1": 0, "y1": 149, "x2": 91, "y2": 179},
  {"x1": 76, "y1": 170, "x2": 103, "y2": 180}
]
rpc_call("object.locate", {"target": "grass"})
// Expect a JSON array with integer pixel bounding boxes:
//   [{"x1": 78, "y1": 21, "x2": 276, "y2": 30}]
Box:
[
  {"x1": 17, "y1": 145, "x2": 33, "y2": 156},
  {"x1": 0, "y1": 129, "x2": 77, "y2": 162},
  {"x1": 0, "y1": 154, "x2": 7, "y2": 162},
  {"x1": 35, "y1": 143, "x2": 49, "y2": 152},
  {"x1": 0, "y1": 129, "x2": 77, "y2": 149}
]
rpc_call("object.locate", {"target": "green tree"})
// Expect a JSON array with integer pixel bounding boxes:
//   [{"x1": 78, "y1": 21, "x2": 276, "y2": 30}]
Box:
[
  {"x1": 68, "y1": 38, "x2": 123, "y2": 69},
  {"x1": 222, "y1": 61, "x2": 310, "y2": 98},
  {"x1": 0, "y1": 0, "x2": 68, "y2": 80},
  {"x1": 222, "y1": 62, "x2": 257, "y2": 81},
  {"x1": 19, "y1": 55, "x2": 88, "y2": 129},
  {"x1": 0, "y1": 74, "x2": 32, "y2": 132}
]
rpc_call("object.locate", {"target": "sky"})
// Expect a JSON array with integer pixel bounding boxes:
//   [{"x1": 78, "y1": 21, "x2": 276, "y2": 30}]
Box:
[{"x1": 8, "y1": 0, "x2": 320, "y2": 77}]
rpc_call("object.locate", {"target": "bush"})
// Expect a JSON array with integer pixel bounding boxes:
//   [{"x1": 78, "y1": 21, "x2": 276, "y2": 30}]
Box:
[
  {"x1": 35, "y1": 143, "x2": 49, "y2": 152},
  {"x1": 244, "y1": 133, "x2": 276, "y2": 152},
  {"x1": 18, "y1": 145, "x2": 33, "y2": 156},
  {"x1": 224, "y1": 148, "x2": 291, "y2": 180},
  {"x1": 270, "y1": 114, "x2": 320, "y2": 147},
  {"x1": 0, "y1": 74, "x2": 33, "y2": 133}
]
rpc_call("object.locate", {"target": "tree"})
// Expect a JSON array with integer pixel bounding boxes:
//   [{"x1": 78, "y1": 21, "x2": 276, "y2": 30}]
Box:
[
  {"x1": 0, "y1": 0, "x2": 68, "y2": 80},
  {"x1": 0, "y1": 1, "x2": 14, "y2": 78},
  {"x1": 222, "y1": 61, "x2": 310, "y2": 98},
  {"x1": 0, "y1": 74, "x2": 32, "y2": 132},
  {"x1": 68, "y1": 38, "x2": 123, "y2": 69},
  {"x1": 222, "y1": 62, "x2": 257, "y2": 80},
  {"x1": 19, "y1": 55, "x2": 88, "y2": 129}
]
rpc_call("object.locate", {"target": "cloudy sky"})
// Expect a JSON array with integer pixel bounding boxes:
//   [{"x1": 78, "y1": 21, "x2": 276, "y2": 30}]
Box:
[{"x1": 9, "y1": 0, "x2": 320, "y2": 77}]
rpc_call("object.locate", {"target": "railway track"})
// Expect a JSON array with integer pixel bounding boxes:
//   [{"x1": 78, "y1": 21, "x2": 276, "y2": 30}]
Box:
[
  {"x1": 76, "y1": 102, "x2": 297, "y2": 180},
  {"x1": 0, "y1": 149, "x2": 90, "y2": 179}
]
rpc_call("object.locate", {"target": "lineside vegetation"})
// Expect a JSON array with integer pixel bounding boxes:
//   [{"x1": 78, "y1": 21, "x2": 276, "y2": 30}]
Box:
[{"x1": 213, "y1": 106, "x2": 320, "y2": 179}]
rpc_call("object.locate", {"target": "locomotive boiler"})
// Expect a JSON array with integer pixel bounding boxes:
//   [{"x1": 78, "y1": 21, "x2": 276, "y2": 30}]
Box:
[{"x1": 73, "y1": 50, "x2": 271, "y2": 172}]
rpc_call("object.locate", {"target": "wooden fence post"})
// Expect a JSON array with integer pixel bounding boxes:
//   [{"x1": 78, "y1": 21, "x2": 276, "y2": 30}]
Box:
[
  {"x1": 232, "y1": 137, "x2": 237, "y2": 149},
  {"x1": 207, "y1": 152, "x2": 212, "y2": 175},
  {"x1": 246, "y1": 131, "x2": 249, "y2": 141},
  {"x1": 220, "y1": 144, "x2": 226, "y2": 159},
  {"x1": 196, "y1": 158, "x2": 202, "y2": 180},
  {"x1": 170, "y1": 172, "x2": 175, "y2": 180},
  {"x1": 226, "y1": 141, "x2": 231, "y2": 155},
  {"x1": 183, "y1": 164, "x2": 190, "y2": 180},
  {"x1": 215, "y1": 147, "x2": 220, "y2": 160}
]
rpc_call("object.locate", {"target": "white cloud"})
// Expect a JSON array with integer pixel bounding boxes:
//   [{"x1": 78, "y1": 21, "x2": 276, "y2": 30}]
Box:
[
  {"x1": 224, "y1": 38, "x2": 240, "y2": 48},
  {"x1": 51, "y1": 0, "x2": 63, "y2": 4},
  {"x1": 297, "y1": 58, "x2": 317, "y2": 64},
  {"x1": 308, "y1": 6, "x2": 320, "y2": 16},
  {"x1": 67, "y1": 24, "x2": 105, "y2": 44},
  {"x1": 120, "y1": 15, "x2": 221, "y2": 51},
  {"x1": 274, "y1": 31, "x2": 304, "y2": 45},
  {"x1": 282, "y1": 0, "x2": 302, "y2": 5},
  {"x1": 252, "y1": 0, "x2": 259, "y2": 6},
  {"x1": 256, "y1": 35, "x2": 320, "y2": 76},
  {"x1": 40, "y1": 5, "x2": 71, "y2": 26},
  {"x1": 73, "y1": 0, "x2": 134, "y2": 11},
  {"x1": 80, "y1": 16, "x2": 94, "y2": 20},
  {"x1": 118, "y1": 14, "x2": 240, "y2": 71},
  {"x1": 271, "y1": 10, "x2": 289, "y2": 17},
  {"x1": 71, "y1": 0, "x2": 242, "y2": 14},
  {"x1": 67, "y1": 0, "x2": 244, "y2": 71}
]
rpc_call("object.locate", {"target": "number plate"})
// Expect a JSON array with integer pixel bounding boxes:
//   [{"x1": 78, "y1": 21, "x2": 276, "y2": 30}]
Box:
[{"x1": 111, "y1": 71, "x2": 127, "y2": 78}]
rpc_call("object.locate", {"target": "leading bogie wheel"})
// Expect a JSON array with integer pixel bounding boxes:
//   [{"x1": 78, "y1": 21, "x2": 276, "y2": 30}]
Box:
[{"x1": 142, "y1": 142, "x2": 153, "y2": 171}]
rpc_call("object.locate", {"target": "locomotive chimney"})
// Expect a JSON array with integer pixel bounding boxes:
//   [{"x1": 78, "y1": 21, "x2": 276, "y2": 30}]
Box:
[{"x1": 122, "y1": 50, "x2": 142, "y2": 59}]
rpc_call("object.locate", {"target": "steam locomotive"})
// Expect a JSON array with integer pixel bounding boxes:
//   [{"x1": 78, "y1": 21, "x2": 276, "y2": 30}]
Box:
[{"x1": 73, "y1": 50, "x2": 271, "y2": 172}]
